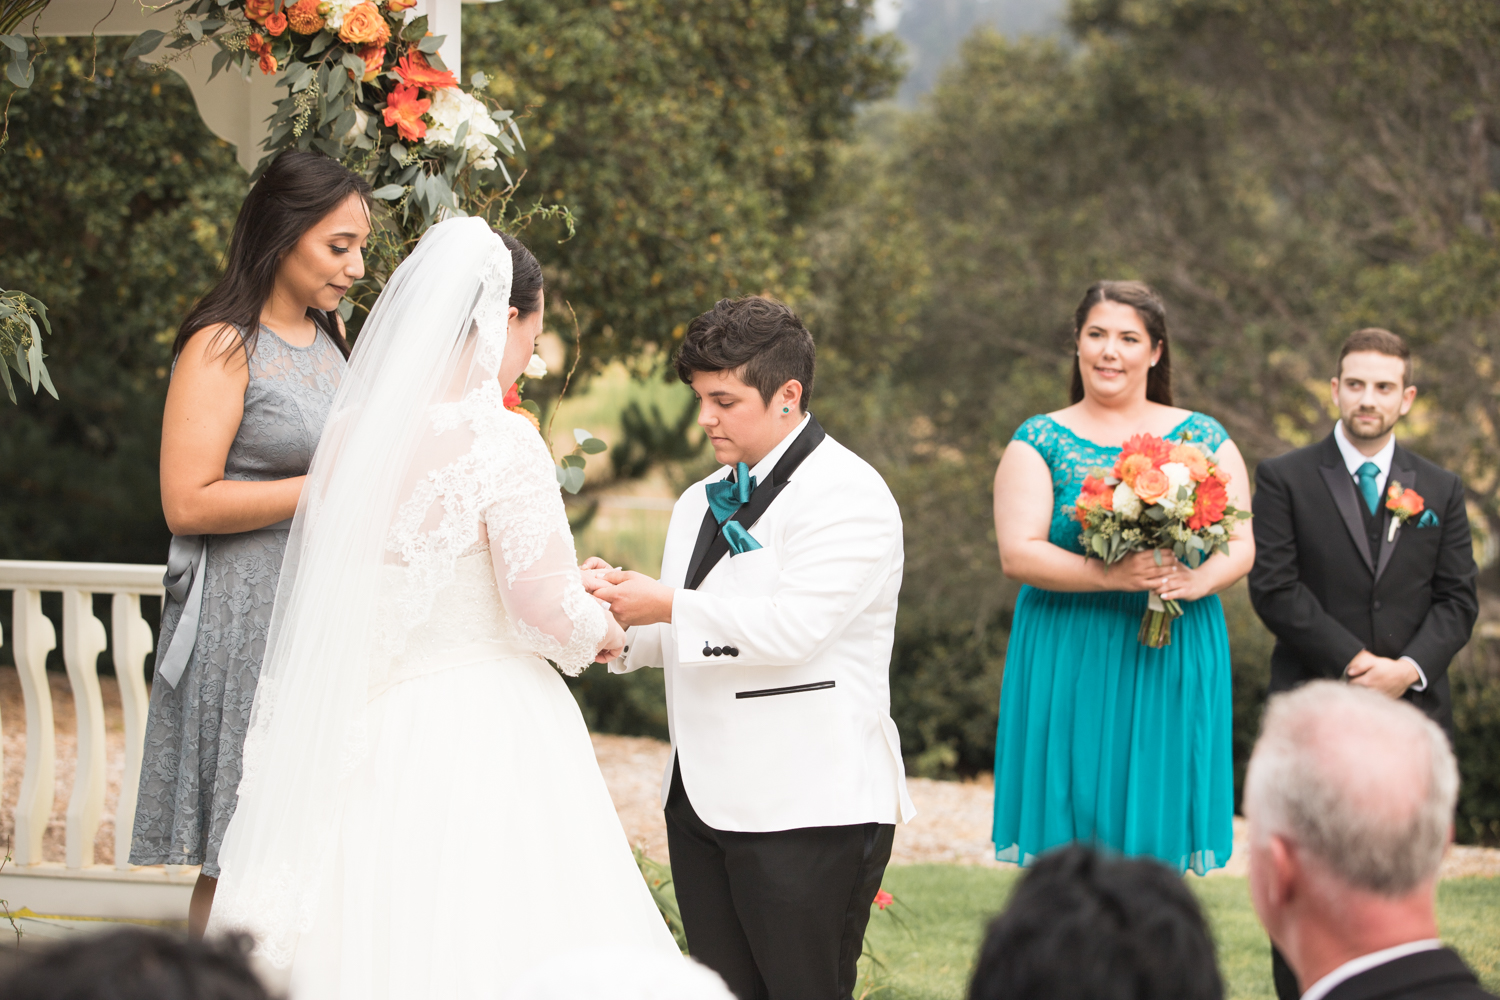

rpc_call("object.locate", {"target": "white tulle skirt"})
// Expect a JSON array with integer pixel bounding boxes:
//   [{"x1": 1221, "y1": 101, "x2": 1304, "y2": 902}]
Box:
[{"x1": 285, "y1": 655, "x2": 681, "y2": 998}]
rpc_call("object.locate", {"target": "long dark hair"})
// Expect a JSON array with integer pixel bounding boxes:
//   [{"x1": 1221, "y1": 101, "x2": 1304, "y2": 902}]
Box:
[
  {"x1": 1069, "y1": 280, "x2": 1173, "y2": 405},
  {"x1": 496, "y1": 231, "x2": 543, "y2": 318},
  {"x1": 174, "y1": 151, "x2": 374, "y2": 362}
]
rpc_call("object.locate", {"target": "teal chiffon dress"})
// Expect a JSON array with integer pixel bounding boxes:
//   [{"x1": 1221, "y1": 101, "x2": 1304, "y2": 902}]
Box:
[{"x1": 991, "y1": 412, "x2": 1235, "y2": 875}]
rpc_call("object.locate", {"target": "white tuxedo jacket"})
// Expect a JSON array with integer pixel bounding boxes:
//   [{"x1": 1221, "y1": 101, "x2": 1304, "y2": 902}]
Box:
[{"x1": 613, "y1": 416, "x2": 915, "y2": 832}]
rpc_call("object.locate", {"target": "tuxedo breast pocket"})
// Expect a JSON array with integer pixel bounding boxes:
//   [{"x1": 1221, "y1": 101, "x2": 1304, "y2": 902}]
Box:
[{"x1": 727, "y1": 544, "x2": 781, "y2": 595}]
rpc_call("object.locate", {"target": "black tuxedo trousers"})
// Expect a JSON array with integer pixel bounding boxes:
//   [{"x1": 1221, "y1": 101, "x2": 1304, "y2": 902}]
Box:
[
  {"x1": 664, "y1": 762, "x2": 894, "y2": 1000},
  {"x1": 1249, "y1": 433, "x2": 1478, "y2": 735}
]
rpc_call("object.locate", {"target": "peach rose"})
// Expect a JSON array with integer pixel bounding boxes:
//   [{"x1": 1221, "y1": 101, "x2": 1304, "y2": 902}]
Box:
[
  {"x1": 1133, "y1": 467, "x2": 1171, "y2": 504},
  {"x1": 258, "y1": 51, "x2": 279, "y2": 75},
  {"x1": 245, "y1": 0, "x2": 275, "y2": 23},
  {"x1": 1168, "y1": 442, "x2": 1211, "y2": 482},
  {"x1": 1115, "y1": 452, "x2": 1154, "y2": 488},
  {"x1": 286, "y1": 0, "x2": 325, "y2": 34},
  {"x1": 338, "y1": 1, "x2": 390, "y2": 46},
  {"x1": 265, "y1": 11, "x2": 288, "y2": 35},
  {"x1": 385, "y1": 0, "x2": 418, "y2": 10},
  {"x1": 245, "y1": 32, "x2": 268, "y2": 55},
  {"x1": 350, "y1": 42, "x2": 384, "y2": 81}
]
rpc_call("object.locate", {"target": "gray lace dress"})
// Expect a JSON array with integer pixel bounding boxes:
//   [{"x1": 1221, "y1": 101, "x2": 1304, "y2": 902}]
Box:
[{"x1": 130, "y1": 324, "x2": 345, "y2": 876}]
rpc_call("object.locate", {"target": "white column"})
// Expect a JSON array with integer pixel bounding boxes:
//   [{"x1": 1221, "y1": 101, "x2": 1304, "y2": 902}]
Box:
[
  {"x1": 12, "y1": 588, "x2": 57, "y2": 867},
  {"x1": 62, "y1": 590, "x2": 109, "y2": 869},
  {"x1": 111, "y1": 593, "x2": 156, "y2": 870}
]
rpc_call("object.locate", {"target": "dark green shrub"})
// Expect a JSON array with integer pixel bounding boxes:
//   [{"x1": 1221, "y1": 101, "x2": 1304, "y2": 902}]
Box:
[{"x1": 1451, "y1": 643, "x2": 1500, "y2": 846}]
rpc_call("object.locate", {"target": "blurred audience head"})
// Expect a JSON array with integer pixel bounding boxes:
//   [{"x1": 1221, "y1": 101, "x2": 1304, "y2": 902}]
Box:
[
  {"x1": 967, "y1": 844, "x2": 1223, "y2": 1000},
  {"x1": 1244, "y1": 682, "x2": 1456, "y2": 978},
  {"x1": 0, "y1": 927, "x2": 273, "y2": 1000},
  {"x1": 508, "y1": 946, "x2": 734, "y2": 999}
]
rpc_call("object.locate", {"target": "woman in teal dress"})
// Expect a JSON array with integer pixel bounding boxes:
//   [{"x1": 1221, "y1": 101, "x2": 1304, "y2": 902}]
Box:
[{"x1": 991, "y1": 281, "x2": 1254, "y2": 875}]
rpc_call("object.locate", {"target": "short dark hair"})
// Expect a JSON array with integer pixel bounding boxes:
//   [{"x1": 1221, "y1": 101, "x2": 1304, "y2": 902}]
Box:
[
  {"x1": 494, "y1": 231, "x2": 544, "y2": 318},
  {"x1": 674, "y1": 296, "x2": 816, "y2": 410},
  {"x1": 0, "y1": 928, "x2": 274, "y2": 1000},
  {"x1": 967, "y1": 845, "x2": 1223, "y2": 1000},
  {"x1": 1337, "y1": 327, "x2": 1412, "y2": 385},
  {"x1": 1071, "y1": 280, "x2": 1173, "y2": 406}
]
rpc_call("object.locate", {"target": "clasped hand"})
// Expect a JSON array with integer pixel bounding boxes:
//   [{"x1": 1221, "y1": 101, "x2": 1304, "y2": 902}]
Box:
[
  {"x1": 1345, "y1": 649, "x2": 1420, "y2": 698},
  {"x1": 580, "y1": 557, "x2": 676, "y2": 637},
  {"x1": 1107, "y1": 549, "x2": 1211, "y2": 603}
]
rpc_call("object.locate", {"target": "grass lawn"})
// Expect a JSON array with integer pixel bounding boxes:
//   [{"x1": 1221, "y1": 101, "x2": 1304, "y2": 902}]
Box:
[{"x1": 859, "y1": 866, "x2": 1500, "y2": 999}]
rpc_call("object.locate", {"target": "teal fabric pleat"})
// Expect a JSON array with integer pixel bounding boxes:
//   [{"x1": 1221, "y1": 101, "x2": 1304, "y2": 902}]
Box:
[{"x1": 992, "y1": 585, "x2": 1235, "y2": 875}]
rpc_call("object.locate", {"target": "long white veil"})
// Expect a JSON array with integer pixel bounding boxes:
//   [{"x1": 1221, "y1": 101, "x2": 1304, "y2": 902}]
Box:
[{"x1": 208, "y1": 217, "x2": 513, "y2": 964}]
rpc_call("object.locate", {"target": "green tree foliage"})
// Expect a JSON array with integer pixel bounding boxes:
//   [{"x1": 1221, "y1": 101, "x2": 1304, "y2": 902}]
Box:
[
  {"x1": 464, "y1": 0, "x2": 900, "y2": 369},
  {"x1": 809, "y1": 0, "x2": 1500, "y2": 838},
  {"x1": 0, "y1": 38, "x2": 245, "y2": 561}
]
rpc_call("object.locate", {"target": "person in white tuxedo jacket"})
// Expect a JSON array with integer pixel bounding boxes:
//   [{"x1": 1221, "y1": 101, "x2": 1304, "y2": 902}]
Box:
[{"x1": 588, "y1": 296, "x2": 915, "y2": 1000}]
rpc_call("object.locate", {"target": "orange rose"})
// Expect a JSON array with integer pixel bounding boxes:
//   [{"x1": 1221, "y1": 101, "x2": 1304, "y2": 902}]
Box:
[
  {"x1": 1187, "y1": 475, "x2": 1229, "y2": 530},
  {"x1": 258, "y1": 51, "x2": 279, "y2": 75},
  {"x1": 286, "y1": 0, "x2": 325, "y2": 34},
  {"x1": 1133, "y1": 467, "x2": 1171, "y2": 504},
  {"x1": 1168, "y1": 442, "x2": 1211, "y2": 482},
  {"x1": 338, "y1": 1, "x2": 391, "y2": 46},
  {"x1": 245, "y1": 32, "x2": 268, "y2": 55},
  {"x1": 354, "y1": 42, "x2": 384, "y2": 82},
  {"x1": 265, "y1": 11, "x2": 288, "y2": 35},
  {"x1": 245, "y1": 0, "x2": 275, "y2": 23},
  {"x1": 385, "y1": 0, "x2": 418, "y2": 10},
  {"x1": 1073, "y1": 473, "x2": 1115, "y2": 522},
  {"x1": 1386, "y1": 484, "x2": 1425, "y2": 517},
  {"x1": 1114, "y1": 452, "x2": 1153, "y2": 488}
]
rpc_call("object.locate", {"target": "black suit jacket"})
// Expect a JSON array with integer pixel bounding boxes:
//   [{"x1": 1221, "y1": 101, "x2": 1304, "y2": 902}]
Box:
[
  {"x1": 1249, "y1": 433, "x2": 1478, "y2": 734},
  {"x1": 1323, "y1": 947, "x2": 1497, "y2": 1000}
]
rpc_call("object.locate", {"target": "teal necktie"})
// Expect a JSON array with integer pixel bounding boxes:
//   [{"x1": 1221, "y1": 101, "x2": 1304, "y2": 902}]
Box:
[
  {"x1": 704, "y1": 462, "x2": 764, "y2": 555},
  {"x1": 1356, "y1": 462, "x2": 1380, "y2": 515}
]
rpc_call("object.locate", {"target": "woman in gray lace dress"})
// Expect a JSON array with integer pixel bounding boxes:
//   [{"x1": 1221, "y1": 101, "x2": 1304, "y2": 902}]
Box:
[{"x1": 130, "y1": 151, "x2": 372, "y2": 936}]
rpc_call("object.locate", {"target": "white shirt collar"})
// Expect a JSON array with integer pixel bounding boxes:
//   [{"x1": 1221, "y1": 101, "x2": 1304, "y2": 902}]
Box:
[
  {"x1": 735, "y1": 412, "x2": 811, "y2": 485},
  {"x1": 1299, "y1": 939, "x2": 1442, "y2": 1000},
  {"x1": 1334, "y1": 420, "x2": 1396, "y2": 485}
]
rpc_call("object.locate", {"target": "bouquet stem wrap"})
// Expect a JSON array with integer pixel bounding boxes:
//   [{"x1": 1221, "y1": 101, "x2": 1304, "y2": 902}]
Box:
[{"x1": 1139, "y1": 592, "x2": 1183, "y2": 648}]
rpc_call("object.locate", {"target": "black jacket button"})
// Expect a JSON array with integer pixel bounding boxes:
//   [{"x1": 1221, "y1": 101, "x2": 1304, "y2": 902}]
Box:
[
  {"x1": 703, "y1": 644, "x2": 713, "y2": 656},
  {"x1": 727, "y1": 647, "x2": 739, "y2": 657},
  {"x1": 1374, "y1": 600, "x2": 1382, "y2": 610},
  {"x1": 712, "y1": 646, "x2": 723, "y2": 656}
]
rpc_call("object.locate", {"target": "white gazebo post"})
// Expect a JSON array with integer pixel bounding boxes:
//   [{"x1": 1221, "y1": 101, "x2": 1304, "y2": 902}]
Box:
[{"x1": 32, "y1": 0, "x2": 495, "y2": 172}]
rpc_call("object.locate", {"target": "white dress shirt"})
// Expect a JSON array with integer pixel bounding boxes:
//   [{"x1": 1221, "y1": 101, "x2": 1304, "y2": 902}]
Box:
[
  {"x1": 1332, "y1": 421, "x2": 1427, "y2": 691},
  {"x1": 1299, "y1": 939, "x2": 1442, "y2": 1000}
]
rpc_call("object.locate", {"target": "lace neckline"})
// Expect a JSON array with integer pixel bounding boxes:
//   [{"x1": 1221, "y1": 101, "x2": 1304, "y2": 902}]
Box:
[
  {"x1": 258, "y1": 322, "x2": 326, "y2": 352},
  {"x1": 1039, "y1": 412, "x2": 1196, "y2": 452}
]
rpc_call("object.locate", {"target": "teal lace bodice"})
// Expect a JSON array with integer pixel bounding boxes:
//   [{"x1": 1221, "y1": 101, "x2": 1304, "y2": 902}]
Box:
[{"x1": 1012, "y1": 412, "x2": 1230, "y2": 554}]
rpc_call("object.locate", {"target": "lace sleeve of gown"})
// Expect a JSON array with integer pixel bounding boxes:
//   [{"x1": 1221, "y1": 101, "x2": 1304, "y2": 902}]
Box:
[{"x1": 480, "y1": 409, "x2": 609, "y2": 677}]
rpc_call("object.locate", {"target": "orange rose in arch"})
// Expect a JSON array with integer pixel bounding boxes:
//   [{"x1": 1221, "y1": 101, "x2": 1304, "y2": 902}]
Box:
[
  {"x1": 338, "y1": 2, "x2": 391, "y2": 47},
  {"x1": 286, "y1": 0, "x2": 325, "y2": 34},
  {"x1": 264, "y1": 11, "x2": 288, "y2": 36},
  {"x1": 385, "y1": 0, "x2": 419, "y2": 10},
  {"x1": 245, "y1": 33, "x2": 269, "y2": 56},
  {"x1": 1132, "y1": 467, "x2": 1171, "y2": 505},
  {"x1": 258, "y1": 51, "x2": 279, "y2": 75},
  {"x1": 355, "y1": 43, "x2": 384, "y2": 82},
  {"x1": 245, "y1": 0, "x2": 276, "y2": 23}
]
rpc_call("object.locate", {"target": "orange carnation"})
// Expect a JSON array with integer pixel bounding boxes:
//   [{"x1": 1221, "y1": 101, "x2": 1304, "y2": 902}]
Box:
[
  {"x1": 1168, "y1": 442, "x2": 1211, "y2": 482},
  {"x1": 286, "y1": 0, "x2": 325, "y2": 34},
  {"x1": 258, "y1": 51, "x2": 279, "y2": 75},
  {"x1": 338, "y1": 1, "x2": 390, "y2": 46},
  {"x1": 1114, "y1": 452, "x2": 1154, "y2": 488},
  {"x1": 244, "y1": 0, "x2": 275, "y2": 23},
  {"x1": 1133, "y1": 467, "x2": 1171, "y2": 504},
  {"x1": 395, "y1": 50, "x2": 459, "y2": 91},
  {"x1": 1187, "y1": 474, "x2": 1229, "y2": 530},
  {"x1": 264, "y1": 11, "x2": 288, "y2": 36},
  {"x1": 383, "y1": 82, "x2": 429, "y2": 141}
]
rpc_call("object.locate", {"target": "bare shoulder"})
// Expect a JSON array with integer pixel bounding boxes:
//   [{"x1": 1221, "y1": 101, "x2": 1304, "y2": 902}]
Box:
[{"x1": 175, "y1": 323, "x2": 250, "y2": 378}]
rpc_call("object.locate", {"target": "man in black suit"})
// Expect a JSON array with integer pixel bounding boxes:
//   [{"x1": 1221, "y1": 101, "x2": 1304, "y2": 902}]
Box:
[
  {"x1": 1250, "y1": 327, "x2": 1478, "y2": 736},
  {"x1": 1244, "y1": 682, "x2": 1495, "y2": 1000}
]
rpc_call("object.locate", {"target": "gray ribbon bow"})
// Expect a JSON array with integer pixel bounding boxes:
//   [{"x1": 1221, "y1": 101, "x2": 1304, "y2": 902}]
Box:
[{"x1": 157, "y1": 534, "x2": 207, "y2": 688}]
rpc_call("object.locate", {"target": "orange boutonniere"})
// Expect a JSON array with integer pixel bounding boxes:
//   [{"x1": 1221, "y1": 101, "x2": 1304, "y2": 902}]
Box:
[{"x1": 1384, "y1": 481, "x2": 1426, "y2": 541}]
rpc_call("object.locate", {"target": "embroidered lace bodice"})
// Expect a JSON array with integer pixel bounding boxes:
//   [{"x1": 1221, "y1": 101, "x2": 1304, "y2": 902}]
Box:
[
  {"x1": 1012, "y1": 412, "x2": 1229, "y2": 554},
  {"x1": 374, "y1": 380, "x2": 608, "y2": 685}
]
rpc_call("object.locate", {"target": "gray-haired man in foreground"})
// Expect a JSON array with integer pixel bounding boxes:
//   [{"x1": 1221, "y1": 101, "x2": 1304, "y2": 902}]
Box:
[{"x1": 1244, "y1": 682, "x2": 1495, "y2": 1000}]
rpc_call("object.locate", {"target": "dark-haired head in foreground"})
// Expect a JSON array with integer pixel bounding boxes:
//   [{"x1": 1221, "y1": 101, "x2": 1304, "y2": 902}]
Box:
[
  {"x1": 968, "y1": 844, "x2": 1223, "y2": 1000},
  {"x1": 0, "y1": 927, "x2": 274, "y2": 1000}
]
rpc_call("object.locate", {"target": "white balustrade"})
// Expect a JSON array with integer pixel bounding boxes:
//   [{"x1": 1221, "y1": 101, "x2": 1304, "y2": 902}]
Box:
[{"x1": 0, "y1": 561, "x2": 164, "y2": 874}]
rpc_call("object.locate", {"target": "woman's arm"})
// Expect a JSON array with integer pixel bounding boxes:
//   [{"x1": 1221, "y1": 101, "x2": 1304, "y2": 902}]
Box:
[
  {"x1": 994, "y1": 440, "x2": 1176, "y2": 593},
  {"x1": 159, "y1": 326, "x2": 307, "y2": 536},
  {"x1": 1156, "y1": 438, "x2": 1257, "y2": 602}
]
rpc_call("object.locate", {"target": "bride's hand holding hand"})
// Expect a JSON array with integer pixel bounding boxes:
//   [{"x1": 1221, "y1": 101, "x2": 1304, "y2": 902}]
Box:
[{"x1": 595, "y1": 613, "x2": 627, "y2": 663}]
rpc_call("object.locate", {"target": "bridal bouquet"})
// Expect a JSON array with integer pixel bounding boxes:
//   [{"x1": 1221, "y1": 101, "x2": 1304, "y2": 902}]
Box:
[{"x1": 1071, "y1": 433, "x2": 1250, "y2": 648}]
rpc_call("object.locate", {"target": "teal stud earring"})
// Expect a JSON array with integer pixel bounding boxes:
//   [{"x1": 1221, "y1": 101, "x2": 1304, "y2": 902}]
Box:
[{"x1": 783, "y1": 407, "x2": 790, "y2": 413}]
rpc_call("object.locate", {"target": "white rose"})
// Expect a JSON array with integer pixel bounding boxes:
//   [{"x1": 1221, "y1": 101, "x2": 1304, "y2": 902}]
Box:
[
  {"x1": 341, "y1": 108, "x2": 370, "y2": 145},
  {"x1": 524, "y1": 354, "x2": 548, "y2": 379},
  {"x1": 425, "y1": 88, "x2": 503, "y2": 170},
  {"x1": 1161, "y1": 462, "x2": 1193, "y2": 496},
  {"x1": 317, "y1": 0, "x2": 359, "y2": 30},
  {"x1": 1113, "y1": 482, "x2": 1144, "y2": 520}
]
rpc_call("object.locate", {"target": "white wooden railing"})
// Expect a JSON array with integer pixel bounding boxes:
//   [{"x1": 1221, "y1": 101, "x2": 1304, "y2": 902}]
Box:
[{"x1": 0, "y1": 560, "x2": 194, "y2": 922}]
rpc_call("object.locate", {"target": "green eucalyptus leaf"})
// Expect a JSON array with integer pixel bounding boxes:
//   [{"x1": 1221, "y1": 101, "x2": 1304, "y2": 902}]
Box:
[
  {"x1": 580, "y1": 437, "x2": 608, "y2": 454},
  {"x1": 562, "y1": 466, "x2": 586, "y2": 494},
  {"x1": 186, "y1": 18, "x2": 204, "y2": 42},
  {"x1": 563, "y1": 453, "x2": 587, "y2": 469},
  {"x1": 371, "y1": 183, "x2": 405, "y2": 200},
  {"x1": 519, "y1": 399, "x2": 542, "y2": 418},
  {"x1": 402, "y1": 15, "x2": 429, "y2": 42},
  {"x1": 0, "y1": 35, "x2": 27, "y2": 54},
  {"x1": 305, "y1": 32, "x2": 334, "y2": 57},
  {"x1": 123, "y1": 29, "x2": 166, "y2": 60},
  {"x1": 555, "y1": 465, "x2": 568, "y2": 487},
  {"x1": 0, "y1": 360, "x2": 15, "y2": 405},
  {"x1": 417, "y1": 33, "x2": 444, "y2": 54},
  {"x1": 6, "y1": 55, "x2": 33, "y2": 89}
]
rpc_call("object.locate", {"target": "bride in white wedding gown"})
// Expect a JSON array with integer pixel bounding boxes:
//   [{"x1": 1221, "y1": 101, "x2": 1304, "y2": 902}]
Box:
[{"x1": 206, "y1": 217, "x2": 680, "y2": 996}]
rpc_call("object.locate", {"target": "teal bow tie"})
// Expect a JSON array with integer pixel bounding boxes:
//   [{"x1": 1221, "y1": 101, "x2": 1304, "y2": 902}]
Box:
[{"x1": 705, "y1": 462, "x2": 764, "y2": 555}]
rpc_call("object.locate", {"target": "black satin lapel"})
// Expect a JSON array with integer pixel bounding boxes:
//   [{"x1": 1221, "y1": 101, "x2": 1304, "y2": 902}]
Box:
[
  {"x1": 1319, "y1": 464, "x2": 1374, "y2": 573},
  {"x1": 684, "y1": 415, "x2": 827, "y2": 591},
  {"x1": 681, "y1": 507, "x2": 722, "y2": 589},
  {"x1": 1375, "y1": 457, "x2": 1418, "y2": 583}
]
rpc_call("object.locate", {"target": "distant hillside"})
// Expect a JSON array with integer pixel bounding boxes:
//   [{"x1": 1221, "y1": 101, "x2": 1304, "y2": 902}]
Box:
[{"x1": 892, "y1": 0, "x2": 1066, "y2": 103}]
